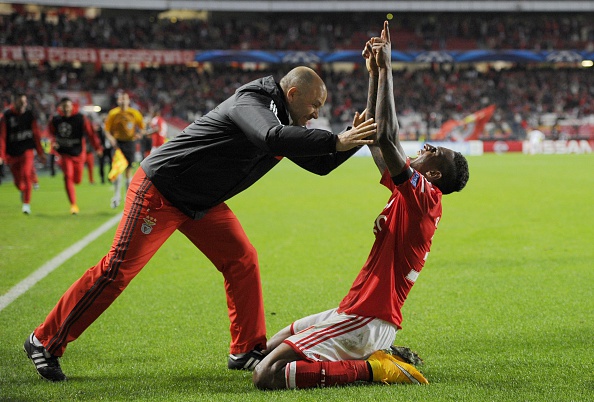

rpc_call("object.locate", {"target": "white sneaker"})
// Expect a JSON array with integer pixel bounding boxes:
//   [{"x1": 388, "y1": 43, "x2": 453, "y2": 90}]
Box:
[
  {"x1": 110, "y1": 197, "x2": 120, "y2": 209},
  {"x1": 22, "y1": 204, "x2": 31, "y2": 215}
]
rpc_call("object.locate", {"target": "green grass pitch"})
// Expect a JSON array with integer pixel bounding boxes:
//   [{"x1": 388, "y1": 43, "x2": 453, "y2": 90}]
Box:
[{"x1": 0, "y1": 153, "x2": 592, "y2": 401}]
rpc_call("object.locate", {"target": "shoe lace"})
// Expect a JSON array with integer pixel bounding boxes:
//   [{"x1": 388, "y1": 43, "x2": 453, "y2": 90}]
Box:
[{"x1": 41, "y1": 349, "x2": 62, "y2": 369}]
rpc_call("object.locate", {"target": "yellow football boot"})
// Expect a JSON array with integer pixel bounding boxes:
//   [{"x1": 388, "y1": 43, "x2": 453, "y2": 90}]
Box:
[{"x1": 367, "y1": 350, "x2": 429, "y2": 385}]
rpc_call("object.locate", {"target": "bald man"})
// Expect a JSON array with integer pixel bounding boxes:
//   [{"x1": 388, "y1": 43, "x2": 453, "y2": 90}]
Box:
[{"x1": 24, "y1": 67, "x2": 377, "y2": 382}]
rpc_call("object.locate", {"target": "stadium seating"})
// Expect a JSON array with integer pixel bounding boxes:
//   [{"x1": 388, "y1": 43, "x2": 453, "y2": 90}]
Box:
[
  {"x1": 1, "y1": 10, "x2": 592, "y2": 51},
  {"x1": 1, "y1": 8, "x2": 593, "y2": 141}
]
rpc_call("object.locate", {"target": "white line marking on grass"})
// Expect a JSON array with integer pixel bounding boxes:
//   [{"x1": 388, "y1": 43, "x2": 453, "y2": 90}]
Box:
[{"x1": 0, "y1": 214, "x2": 122, "y2": 313}]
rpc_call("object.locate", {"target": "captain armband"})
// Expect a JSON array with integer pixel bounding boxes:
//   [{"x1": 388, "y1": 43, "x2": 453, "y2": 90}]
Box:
[{"x1": 391, "y1": 166, "x2": 413, "y2": 185}]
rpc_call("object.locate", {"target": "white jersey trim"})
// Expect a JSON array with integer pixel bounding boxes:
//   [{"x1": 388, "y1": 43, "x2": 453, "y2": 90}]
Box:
[
  {"x1": 270, "y1": 100, "x2": 282, "y2": 125},
  {"x1": 406, "y1": 269, "x2": 420, "y2": 283}
]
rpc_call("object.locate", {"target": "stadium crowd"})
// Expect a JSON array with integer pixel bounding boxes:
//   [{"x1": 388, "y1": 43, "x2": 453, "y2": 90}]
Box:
[
  {"x1": 1, "y1": 9, "x2": 593, "y2": 51},
  {"x1": 2, "y1": 62, "x2": 593, "y2": 141},
  {"x1": 1, "y1": 7, "x2": 593, "y2": 141}
]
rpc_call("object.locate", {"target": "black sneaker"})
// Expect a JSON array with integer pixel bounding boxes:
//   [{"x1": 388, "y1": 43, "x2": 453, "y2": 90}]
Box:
[
  {"x1": 23, "y1": 333, "x2": 67, "y2": 382},
  {"x1": 227, "y1": 348, "x2": 264, "y2": 371},
  {"x1": 387, "y1": 345, "x2": 424, "y2": 367}
]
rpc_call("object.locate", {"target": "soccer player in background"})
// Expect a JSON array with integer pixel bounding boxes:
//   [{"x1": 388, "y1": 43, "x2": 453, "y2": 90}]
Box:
[
  {"x1": 148, "y1": 108, "x2": 168, "y2": 153},
  {"x1": 139, "y1": 107, "x2": 168, "y2": 159},
  {"x1": 527, "y1": 125, "x2": 545, "y2": 154},
  {"x1": 103, "y1": 91, "x2": 145, "y2": 208},
  {"x1": 252, "y1": 21, "x2": 470, "y2": 390},
  {"x1": 84, "y1": 139, "x2": 97, "y2": 185},
  {"x1": 94, "y1": 119, "x2": 113, "y2": 185},
  {"x1": 0, "y1": 93, "x2": 46, "y2": 214},
  {"x1": 48, "y1": 97, "x2": 103, "y2": 215}
]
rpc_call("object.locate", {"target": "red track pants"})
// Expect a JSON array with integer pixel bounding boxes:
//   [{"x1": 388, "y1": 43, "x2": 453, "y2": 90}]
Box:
[
  {"x1": 85, "y1": 151, "x2": 95, "y2": 183},
  {"x1": 6, "y1": 149, "x2": 35, "y2": 203},
  {"x1": 57, "y1": 153, "x2": 84, "y2": 205},
  {"x1": 35, "y1": 168, "x2": 267, "y2": 356}
]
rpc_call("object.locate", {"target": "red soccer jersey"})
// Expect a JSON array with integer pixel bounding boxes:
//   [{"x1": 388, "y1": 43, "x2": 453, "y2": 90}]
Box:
[
  {"x1": 150, "y1": 115, "x2": 168, "y2": 149},
  {"x1": 337, "y1": 167, "x2": 442, "y2": 328}
]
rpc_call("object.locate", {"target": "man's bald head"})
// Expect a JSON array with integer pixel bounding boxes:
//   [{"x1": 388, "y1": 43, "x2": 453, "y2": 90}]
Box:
[
  {"x1": 280, "y1": 67, "x2": 327, "y2": 126},
  {"x1": 280, "y1": 67, "x2": 326, "y2": 94}
]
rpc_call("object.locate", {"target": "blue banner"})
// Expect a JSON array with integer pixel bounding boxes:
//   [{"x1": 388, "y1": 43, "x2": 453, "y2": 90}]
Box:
[{"x1": 194, "y1": 49, "x2": 594, "y2": 64}]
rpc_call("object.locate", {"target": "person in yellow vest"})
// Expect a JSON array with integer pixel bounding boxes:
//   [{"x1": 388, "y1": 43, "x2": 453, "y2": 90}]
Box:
[{"x1": 104, "y1": 92, "x2": 145, "y2": 208}]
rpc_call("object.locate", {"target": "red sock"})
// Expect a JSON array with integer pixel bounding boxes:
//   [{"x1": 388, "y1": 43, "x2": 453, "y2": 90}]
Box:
[{"x1": 285, "y1": 360, "x2": 370, "y2": 389}]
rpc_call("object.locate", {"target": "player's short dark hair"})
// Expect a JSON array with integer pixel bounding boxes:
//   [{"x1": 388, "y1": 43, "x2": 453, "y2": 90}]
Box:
[
  {"x1": 438, "y1": 151, "x2": 469, "y2": 195},
  {"x1": 59, "y1": 97, "x2": 72, "y2": 104}
]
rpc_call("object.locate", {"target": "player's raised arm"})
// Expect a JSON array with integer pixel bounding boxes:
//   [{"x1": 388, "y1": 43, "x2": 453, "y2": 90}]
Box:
[
  {"x1": 363, "y1": 39, "x2": 379, "y2": 125},
  {"x1": 373, "y1": 21, "x2": 408, "y2": 176},
  {"x1": 361, "y1": 37, "x2": 388, "y2": 174}
]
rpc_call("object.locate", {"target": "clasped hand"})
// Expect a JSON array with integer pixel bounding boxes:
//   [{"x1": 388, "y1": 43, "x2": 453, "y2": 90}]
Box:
[{"x1": 336, "y1": 117, "x2": 376, "y2": 152}]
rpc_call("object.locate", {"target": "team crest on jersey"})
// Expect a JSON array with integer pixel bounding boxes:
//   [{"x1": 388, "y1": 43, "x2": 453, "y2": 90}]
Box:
[{"x1": 141, "y1": 215, "x2": 157, "y2": 234}]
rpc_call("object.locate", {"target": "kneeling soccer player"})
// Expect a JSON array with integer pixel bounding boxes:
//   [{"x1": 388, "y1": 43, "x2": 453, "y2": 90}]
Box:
[{"x1": 253, "y1": 21, "x2": 469, "y2": 390}]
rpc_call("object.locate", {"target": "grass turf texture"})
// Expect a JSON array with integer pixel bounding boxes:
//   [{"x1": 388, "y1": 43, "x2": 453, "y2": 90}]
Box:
[{"x1": 0, "y1": 153, "x2": 592, "y2": 401}]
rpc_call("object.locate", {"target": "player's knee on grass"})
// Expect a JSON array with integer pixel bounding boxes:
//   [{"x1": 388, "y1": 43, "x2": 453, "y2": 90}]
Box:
[
  {"x1": 252, "y1": 360, "x2": 271, "y2": 389},
  {"x1": 252, "y1": 359, "x2": 286, "y2": 390}
]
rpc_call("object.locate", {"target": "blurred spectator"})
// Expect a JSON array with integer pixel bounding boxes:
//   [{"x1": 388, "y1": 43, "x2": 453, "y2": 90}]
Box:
[
  {"x1": 1, "y1": 9, "x2": 592, "y2": 143},
  {"x1": 1, "y1": 63, "x2": 592, "y2": 142}
]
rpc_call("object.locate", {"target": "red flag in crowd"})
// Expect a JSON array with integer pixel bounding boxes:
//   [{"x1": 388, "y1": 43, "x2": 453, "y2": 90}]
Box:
[{"x1": 434, "y1": 104, "x2": 496, "y2": 141}]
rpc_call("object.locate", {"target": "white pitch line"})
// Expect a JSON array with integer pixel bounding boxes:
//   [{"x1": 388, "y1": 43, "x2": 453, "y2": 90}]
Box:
[{"x1": 0, "y1": 213, "x2": 122, "y2": 313}]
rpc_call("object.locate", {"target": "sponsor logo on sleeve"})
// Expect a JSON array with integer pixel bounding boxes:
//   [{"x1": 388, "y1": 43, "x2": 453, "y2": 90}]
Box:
[{"x1": 410, "y1": 171, "x2": 420, "y2": 188}]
